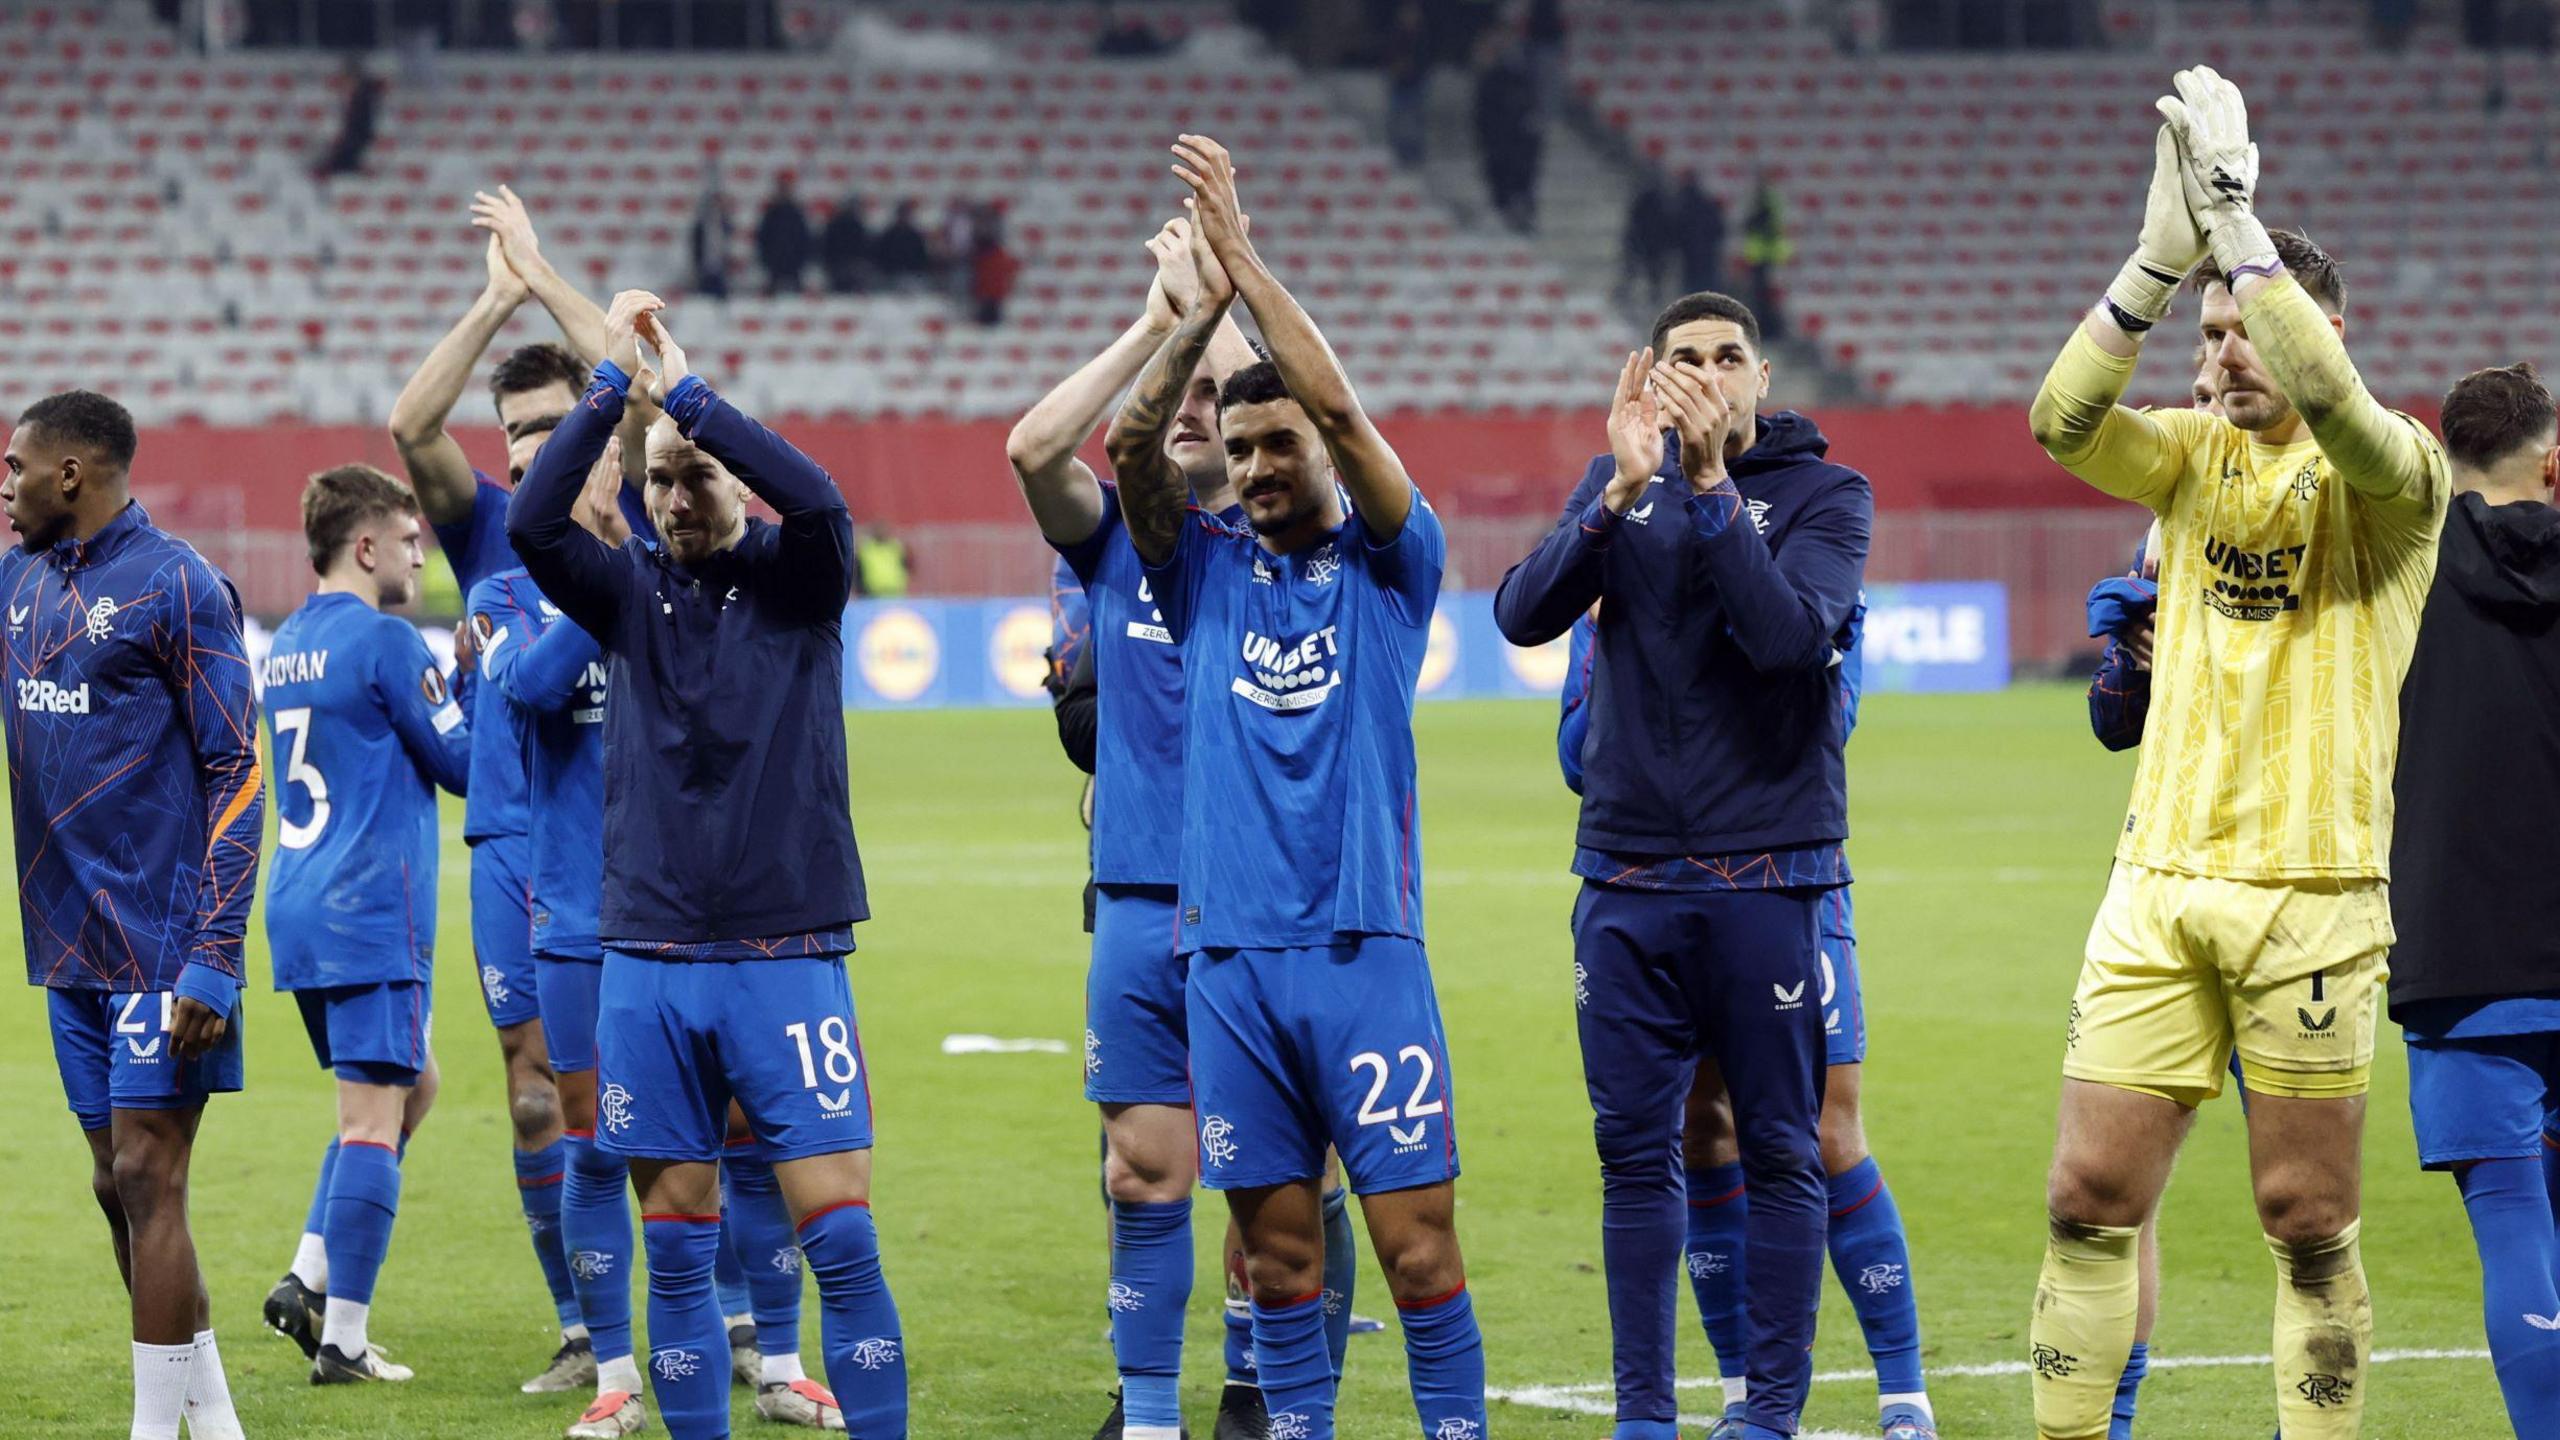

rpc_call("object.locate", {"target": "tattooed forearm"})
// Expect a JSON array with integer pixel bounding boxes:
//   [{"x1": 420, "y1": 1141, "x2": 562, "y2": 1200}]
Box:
[{"x1": 1108, "y1": 303, "x2": 1226, "y2": 564}]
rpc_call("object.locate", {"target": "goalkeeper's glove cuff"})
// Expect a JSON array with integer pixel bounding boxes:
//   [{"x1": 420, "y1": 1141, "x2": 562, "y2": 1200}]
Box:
[
  {"x1": 2203, "y1": 210, "x2": 2280, "y2": 283},
  {"x1": 2106, "y1": 252, "x2": 2187, "y2": 331}
]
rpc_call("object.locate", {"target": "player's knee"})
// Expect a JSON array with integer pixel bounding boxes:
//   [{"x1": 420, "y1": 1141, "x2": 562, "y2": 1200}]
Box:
[
  {"x1": 1102, "y1": 1146, "x2": 1192, "y2": 1204},
  {"x1": 509, "y1": 1079, "x2": 561, "y2": 1143},
  {"x1": 1592, "y1": 1111, "x2": 1678, "y2": 1174},
  {"x1": 1816, "y1": 1105, "x2": 1869, "y2": 1175},
  {"x1": 108, "y1": 1136, "x2": 182, "y2": 1218},
  {"x1": 2255, "y1": 1182, "x2": 2355, "y2": 1249},
  {"x1": 89, "y1": 1158, "x2": 125, "y2": 1223},
  {"x1": 1734, "y1": 1115, "x2": 1822, "y2": 1181},
  {"x1": 2045, "y1": 1159, "x2": 2146, "y2": 1229},
  {"x1": 1372, "y1": 1227, "x2": 1464, "y2": 1305}
]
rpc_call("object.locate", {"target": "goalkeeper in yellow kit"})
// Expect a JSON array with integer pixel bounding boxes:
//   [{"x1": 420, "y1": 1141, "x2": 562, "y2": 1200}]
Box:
[{"x1": 2026, "y1": 67, "x2": 2449, "y2": 1440}]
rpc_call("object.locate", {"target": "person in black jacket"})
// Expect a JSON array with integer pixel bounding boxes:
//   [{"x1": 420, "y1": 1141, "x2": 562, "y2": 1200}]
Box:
[
  {"x1": 2389, "y1": 361, "x2": 2560, "y2": 1435},
  {"x1": 1495, "y1": 292, "x2": 1874, "y2": 1440},
  {"x1": 506, "y1": 291, "x2": 903, "y2": 1439}
]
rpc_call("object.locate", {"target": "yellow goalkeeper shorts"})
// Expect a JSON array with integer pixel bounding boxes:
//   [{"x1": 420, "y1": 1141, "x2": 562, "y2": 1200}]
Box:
[{"x1": 2063, "y1": 863, "x2": 2392, "y2": 1105}]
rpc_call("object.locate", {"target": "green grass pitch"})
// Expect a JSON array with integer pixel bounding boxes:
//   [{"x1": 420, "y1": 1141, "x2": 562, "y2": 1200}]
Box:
[{"x1": 0, "y1": 687, "x2": 2503, "y2": 1435}]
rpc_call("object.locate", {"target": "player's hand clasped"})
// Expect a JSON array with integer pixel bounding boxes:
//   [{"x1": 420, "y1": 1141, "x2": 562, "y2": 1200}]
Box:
[
  {"x1": 1170, "y1": 135, "x2": 1255, "y2": 282},
  {"x1": 1651, "y1": 357, "x2": 1736, "y2": 484},
  {"x1": 2156, "y1": 66, "x2": 2271, "y2": 273}
]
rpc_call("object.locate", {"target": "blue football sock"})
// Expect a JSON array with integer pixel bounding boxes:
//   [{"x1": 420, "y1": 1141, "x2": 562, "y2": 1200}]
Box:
[
  {"x1": 714, "y1": 1199, "x2": 752, "y2": 1320},
  {"x1": 323, "y1": 1140, "x2": 402, "y2": 1307},
  {"x1": 1108, "y1": 1198, "x2": 1192, "y2": 1433},
  {"x1": 798, "y1": 1200, "x2": 907, "y2": 1438},
  {"x1": 1249, "y1": 1291, "x2": 1335, "y2": 1440},
  {"x1": 2459, "y1": 1158, "x2": 2560, "y2": 1432},
  {"x1": 516, "y1": 1140, "x2": 582, "y2": 1332},
  {"x1": 641, "y1": 1213, "x2": 728, "y2": 1439},
  {"x1": 562, "y1": 1132, "x2": 637, "y2": 1365},
  {"x1": 1683, "y1": 1163, "x2": 1751, "y2": 1387},
  {"x1": 302, "y1": 1138, "x2": 339, "y2": 1243},
  {"x1": 1824, "y1": 1157, "x2": 1926, "y2": 1403},
  {"x1": 2109, "y1": 1340, "x2": 2148, "y2": 1440},
  {"x1": 1319, "y1": 1187, "x2": 1356, "y2": 1380},
  {"x1": 723, "y1": 1153, "x2": 804, "y2": 1358},
  {"x1": 1396, "y1": 1284, "x2": 1484, "y2": 1439}
]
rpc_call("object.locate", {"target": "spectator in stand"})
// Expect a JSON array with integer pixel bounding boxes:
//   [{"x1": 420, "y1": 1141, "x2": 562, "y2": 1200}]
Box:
[
  {"x1": 1524, "y1": 0, "x2": 1568, "y2": 123},
  {"x1": 312, "y1": 56, "x2": 383, "y2": 181},
  {"x1": 874, "y1": 200, "x2": 933, "y2": 290},
  {"x1": 1675, "y1": 169, "x2": 1727, "y2": 296},
  {"x1": 1095, "y1": 0, "x2": 1175, "y2": 57},
  {"x1": 936, "y1": 199, "x2": 982, "y2": 299},
  {"x1": 756, "y1": 172, "x2": 813, "y2": 296},
  {"x1": 1742, "y1": 170, "x2": 1791, "y2": 339},
  {"x1": 821, "y1": 194, "x2": 872, "y2": 295},
  {"x1": 1472, "y1": 30, "x2": 1542, "y2": 233},
  {"x1": 690, "y1": 187, "x2": 735, "y2": 299},
  {"x1": 1384, "y1": 3, "x2": 1432, "y2": 167},
  {"x1": 970, "y1": 227, "x2": 1024, "y2": 327},
  {"x1": 854, "y1": 526, "x2": 912, "y2": 599},
  {"x1": 1615, "y1": 175, "x2": 1675, "y2": 308}
]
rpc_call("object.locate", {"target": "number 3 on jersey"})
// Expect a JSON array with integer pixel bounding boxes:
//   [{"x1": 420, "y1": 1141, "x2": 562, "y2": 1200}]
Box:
[{"x1": 273, "y1": 706, "x2": 331, "y2": 849}]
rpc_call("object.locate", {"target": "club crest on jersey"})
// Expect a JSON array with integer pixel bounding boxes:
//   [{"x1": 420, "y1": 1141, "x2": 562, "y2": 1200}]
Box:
[
  {"x1": 2289, "y1": 458, "x2": 2321, "y2": 501},
  {"x1": 847, "y1": 1337, "x2": 900, "y2": 1371},
  {"x1": 1303, "y1": 543, "x2": 1341, "y2": 586},
  {"x1": 480, "y1": 964, "x2": 510, "y2": 1005},
  {"x1": 83, "y1": 595, "x2": 118, "y2": 642},
  {"x1": 1234, "y1": 626, "x2": 1341, "y2": 712},
  {"x1": 1746, "y1": 498, "x2": 1773, "y2": 534}
]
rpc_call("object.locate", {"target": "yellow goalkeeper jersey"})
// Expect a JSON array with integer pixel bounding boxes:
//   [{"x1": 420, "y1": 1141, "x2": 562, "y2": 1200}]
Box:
[{"x1": 2033, "y1": 288, "x2": 2450, "y2": 880}]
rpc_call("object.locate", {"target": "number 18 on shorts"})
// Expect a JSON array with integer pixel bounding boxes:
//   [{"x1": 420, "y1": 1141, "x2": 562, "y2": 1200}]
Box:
[
  {"x1": 593, "y1": 952, "x2": 874, "y2": 1162},
  {"x1": 1184, "y1": 935, "x2": 1460, "y2": 1194}
]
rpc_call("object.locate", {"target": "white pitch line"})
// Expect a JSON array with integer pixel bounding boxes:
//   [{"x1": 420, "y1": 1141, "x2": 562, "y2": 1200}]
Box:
[{"x1": 1492, "y1": 1347, "x2": 2491, "y2": 1431}]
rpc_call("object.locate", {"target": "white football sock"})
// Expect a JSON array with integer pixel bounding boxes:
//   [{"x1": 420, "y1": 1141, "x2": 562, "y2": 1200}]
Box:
[
  {"x1": 131, "y1": 1341, "x2": 193, "y2": 1440},
  {"x1": 562, "y1": 1322, "x2": 590, "y2": 1344},
  {"x1": 321, "y1": 1296, "x2": 370, "y2": 1358},
  {"x1": 760, "y1": 1351, "x2": 805, "y2": 1385},
  {"x1": 599, "y1": 1353, "x2": 644, "y2": 1396},
  {"x1": 290, "y1": 1233, "x2": 328, "y2": 1291},
  {"x1": 1720, "y1": 1376, "x2": 1748, "y2": 1409},
  {"x1": 1880, "y1": 1391, "x2": 1934, "y2": 1420},
  {"x1": 183, "y1": 1330, "x2": 245, "y2": 1440}
]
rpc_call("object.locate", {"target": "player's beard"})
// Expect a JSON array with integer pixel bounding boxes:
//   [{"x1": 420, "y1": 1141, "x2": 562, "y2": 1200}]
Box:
[{"x1": 1244, "y1": 481, "x2": 1320, "y2": 539}]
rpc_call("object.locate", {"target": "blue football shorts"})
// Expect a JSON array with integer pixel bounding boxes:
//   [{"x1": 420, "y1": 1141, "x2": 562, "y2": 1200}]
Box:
[{"x1": 594, "y1": 952, "x2": 874, "y2": 1163}]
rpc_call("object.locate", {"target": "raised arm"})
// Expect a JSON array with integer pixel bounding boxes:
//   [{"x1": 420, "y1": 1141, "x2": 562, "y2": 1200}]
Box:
[
  {"x1": 1495, "y1": 350, "x2": 1665, "y2": 644},
  {"x1": 2157, "y1": 66, "x2": 2443, "y2": 514},
  {"x1": 389, "y1": 234, "x2": 524, "y2": 525},
  {"x1": 506, "y1": 357, "x2": 636, "y2": 638},
  {"x1": 1009, "y1": 220, "x2": 1212, "y2": 546},
  {"x1": 2025, "y1": 123, "x2": 2210, "y2": 512},
  {"x1": 474, "y1": 185, "x2": 610, "y2": 368},
  {"x1": 639, "y1": 308, "x2": 854, "y2": 618},
  {"x1": 1174, "y1": 134, "x2": 1414, "y2": 537},
  {"x1": 1108, "y1": 223, "x2": 1234, "y2": 566},
  {"x1": 156, "y1": 560, "x2": 266, "y2": 1027}
]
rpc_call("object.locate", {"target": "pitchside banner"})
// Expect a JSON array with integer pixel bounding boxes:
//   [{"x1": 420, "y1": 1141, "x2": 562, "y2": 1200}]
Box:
[{"x1": 840, "y1": 583, "x2": 2008, "y2": 710}]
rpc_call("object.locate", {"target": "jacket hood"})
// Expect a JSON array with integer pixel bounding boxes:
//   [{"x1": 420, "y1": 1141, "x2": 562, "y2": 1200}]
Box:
[{"x1": 2444, "y1": 490, "x2": 2560, "y2": 615}]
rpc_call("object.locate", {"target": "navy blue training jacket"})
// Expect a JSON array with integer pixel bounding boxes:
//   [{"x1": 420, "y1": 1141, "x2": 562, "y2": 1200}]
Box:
[
  {"x1": 506, "y1": 368, "x2": 865, "y2": 946},
  {"x1": 1494, "y1": 411, "x2": 1872, "y2": 856}
]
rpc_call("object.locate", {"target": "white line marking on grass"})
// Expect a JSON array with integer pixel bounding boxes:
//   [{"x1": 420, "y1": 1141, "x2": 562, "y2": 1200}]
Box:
[{"x1": 1493, "y1": 1348, "x2": 2491, "y2": 1430}]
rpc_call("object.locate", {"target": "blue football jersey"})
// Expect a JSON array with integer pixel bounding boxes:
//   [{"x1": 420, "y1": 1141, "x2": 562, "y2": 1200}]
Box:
[
  {"x1": 462, "y1": 571, "x2": 542, "y2": 841},
  {"x1": 482, "y1": 568, "x2": 608, "y2": 959},
  {"x1": 434, "y1": 473, "x2": 515, "y2": 596},
  {"x1": 1053, "y1": 487, "x2": 1245, "y2": 887},
  {"x1": 0, "y1": 503, "x2": 265, "y2": 1001},
  {"x1": 261, "y1": 592, "x2": 470, "y2": 991},
  {"x1": 1149, "y1": 491, "x2": 1445, "y2": 952}
]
